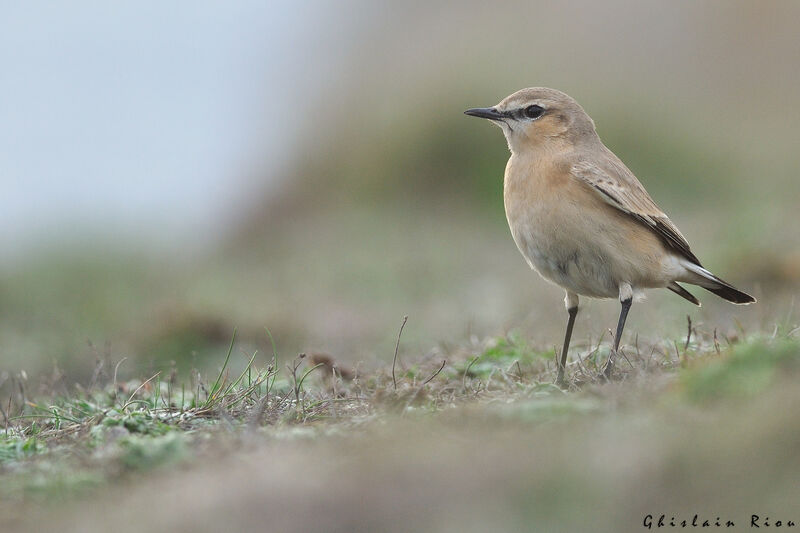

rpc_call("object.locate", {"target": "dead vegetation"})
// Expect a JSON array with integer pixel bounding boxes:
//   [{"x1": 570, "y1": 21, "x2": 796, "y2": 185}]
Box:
[
  {"x1": 0, "y1": 323, "x2": 796, "y2": 532},
  {"x1": 2, "y1": 315, "x2": 799, "y2": 532}
]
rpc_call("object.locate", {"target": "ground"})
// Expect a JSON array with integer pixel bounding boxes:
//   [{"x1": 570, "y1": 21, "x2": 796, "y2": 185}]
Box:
[{"x1": 3, "y1": 324, "x2": 799, "y2": 532}]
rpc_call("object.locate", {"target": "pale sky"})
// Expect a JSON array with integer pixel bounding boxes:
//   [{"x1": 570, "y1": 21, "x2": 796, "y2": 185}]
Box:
[{"x1": 0, "y1": 2, "x2": 326, "y2": 257}]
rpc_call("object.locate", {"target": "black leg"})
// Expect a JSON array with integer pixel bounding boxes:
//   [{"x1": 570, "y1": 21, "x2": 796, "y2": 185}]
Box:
[
  {"x1": 557, "y1": 306, "x2": 578, "y2": 386},
  {"x1": 603, "y1": 297, "x2": 632, "y2": 379}
]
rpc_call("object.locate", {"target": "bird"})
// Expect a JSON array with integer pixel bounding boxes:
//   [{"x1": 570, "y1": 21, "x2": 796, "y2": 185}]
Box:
[{"x1": 464, "y1": 87, "x2": 755, "y2": 385}]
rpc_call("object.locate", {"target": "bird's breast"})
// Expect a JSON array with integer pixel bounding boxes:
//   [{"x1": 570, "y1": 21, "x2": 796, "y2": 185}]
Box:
[{"x1": 503, "y1": 157, "x2": 637, "y2": 298}]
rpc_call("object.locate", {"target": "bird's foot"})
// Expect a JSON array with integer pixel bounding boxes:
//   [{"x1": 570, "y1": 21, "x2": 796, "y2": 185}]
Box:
[
  {"x1": 555, "y1": 367, "x2": 567, "y2": 389},
  {"x1": 600, "y1": 354, "x2": 617, "y2": 381}
]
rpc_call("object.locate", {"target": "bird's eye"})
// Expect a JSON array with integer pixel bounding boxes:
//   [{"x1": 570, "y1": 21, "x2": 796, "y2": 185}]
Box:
[{"x1": 523, "y1": 105, "x2": 544, "y2": 119}]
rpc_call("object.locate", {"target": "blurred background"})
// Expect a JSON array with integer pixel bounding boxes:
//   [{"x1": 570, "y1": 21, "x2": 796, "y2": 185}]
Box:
[{"x1": 1, "y1": 0, "x2": 799, "y2": 383}]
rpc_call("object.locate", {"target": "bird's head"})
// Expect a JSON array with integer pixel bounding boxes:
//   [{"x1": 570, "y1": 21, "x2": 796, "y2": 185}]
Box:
[{"x1": 465, "y1": 87, "x2": 597, "y2": 154}]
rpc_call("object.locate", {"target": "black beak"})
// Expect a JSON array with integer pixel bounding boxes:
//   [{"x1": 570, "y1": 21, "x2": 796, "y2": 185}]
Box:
[{"x1": 464, "y1": 107, "x2": 505, "y2": 120}]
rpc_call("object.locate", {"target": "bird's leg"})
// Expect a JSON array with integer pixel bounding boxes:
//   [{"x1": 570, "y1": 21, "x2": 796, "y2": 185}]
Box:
[
  {"x1": 557, "y1": 292, "x2": 579, "y2": 387},
  {"x1": 603, "y1": 283, "x2": 633, "y2": 379}
]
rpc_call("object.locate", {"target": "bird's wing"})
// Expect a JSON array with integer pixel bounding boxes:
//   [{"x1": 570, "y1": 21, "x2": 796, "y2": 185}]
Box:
[{"x1": 570, "y1": 154, "x2": 701, "y2": 266}]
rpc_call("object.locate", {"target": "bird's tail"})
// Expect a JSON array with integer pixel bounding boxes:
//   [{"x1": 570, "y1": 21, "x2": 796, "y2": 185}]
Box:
[
  {"x1": 680, "y1": 261, "x2": 756, "y2": 305},
  {"x1": 667, "y1": 282, "x2": 701, "y2": 306}
]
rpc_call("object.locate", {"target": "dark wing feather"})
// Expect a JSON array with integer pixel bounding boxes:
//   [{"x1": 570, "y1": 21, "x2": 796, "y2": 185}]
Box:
[{"x1": 570, "y1": 155, "x2": 701, "y2": 266}]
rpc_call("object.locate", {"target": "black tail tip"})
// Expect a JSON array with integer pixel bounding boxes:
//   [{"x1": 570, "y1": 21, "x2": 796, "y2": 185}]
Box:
[{"x1": 706, "y1": 285, "x2": 756, "y2": 305}]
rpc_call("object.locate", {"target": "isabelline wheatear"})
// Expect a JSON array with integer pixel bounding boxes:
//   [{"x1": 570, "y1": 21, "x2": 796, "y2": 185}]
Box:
[{"x1": 465, "y1": 88, "x2": 755, "y2": 385}]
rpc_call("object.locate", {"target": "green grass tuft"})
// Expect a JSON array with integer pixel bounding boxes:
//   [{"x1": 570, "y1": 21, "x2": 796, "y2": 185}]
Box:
[
  {"x1": 679, "y1": 337, "x2": 800, "y2": 402},
  {"x1": 118, "y1": 433, "x2": 188, "y2": 472}
]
